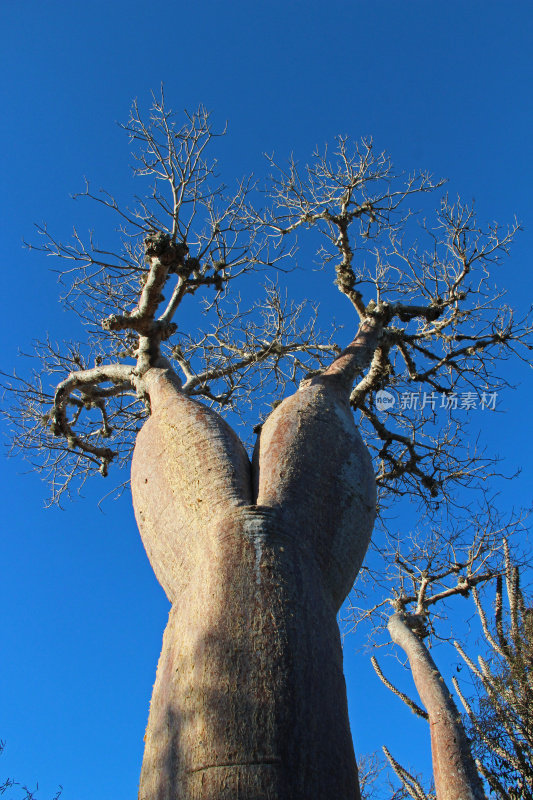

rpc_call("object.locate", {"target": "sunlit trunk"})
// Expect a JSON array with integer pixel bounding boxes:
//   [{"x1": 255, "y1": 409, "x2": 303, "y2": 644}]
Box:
[
  {"x1": 131, "y1": 327, "x2": 377, "y2": 799},
  {"x1": 388, "y1": 613, "x2": 486, "y2": 800},
  {"x1": 136, "y1": 507, "x2": 358, "y2": 799}
]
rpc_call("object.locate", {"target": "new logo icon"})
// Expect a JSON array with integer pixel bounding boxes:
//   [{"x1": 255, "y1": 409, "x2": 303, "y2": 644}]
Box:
[{"x1": 375, "y1": 390, "x2": 396, "y2": 412}]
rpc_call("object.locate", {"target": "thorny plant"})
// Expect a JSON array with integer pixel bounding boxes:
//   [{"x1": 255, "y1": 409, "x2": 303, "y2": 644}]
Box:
[
  {"x1": 380, "y1": 747, "x2": 435, "y2": 800},
  {"x1": 2, "y1": 91, "x2": 531, "y2": 506},
  {"x1": 356, "y1": 750, "x2": 431, "y2": 800},
  {"x1": 372, "y1": 540, "x2": 533, "y2": 800},
  {"x1": 454, "y1": 542, "x2": 533, "y2": 799},
  {"x1": 346, "y1": 508, "x2": 529, "y2": 800}
]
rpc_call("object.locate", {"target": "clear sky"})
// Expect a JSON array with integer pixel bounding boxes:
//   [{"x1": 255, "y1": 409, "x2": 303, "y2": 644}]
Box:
[{"x1": 1, "y1": 1, "x2": 532, "y2": 797}]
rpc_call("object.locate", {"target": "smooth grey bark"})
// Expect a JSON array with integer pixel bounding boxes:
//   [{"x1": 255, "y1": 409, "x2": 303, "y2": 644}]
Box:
[
  {"x1": 131, "y1": 321, "x2": 379, "y2": 800},
  {"x1": 388, "y1": 613, "x2": 487, "y2": 800}
]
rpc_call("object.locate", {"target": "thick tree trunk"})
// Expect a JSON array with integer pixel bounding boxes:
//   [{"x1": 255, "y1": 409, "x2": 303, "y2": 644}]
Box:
[
  {"x1": 131, "y1": 362, "x2": 376, "y2": 800},
  {"x1": 387, "y1": 613, "x2": 486, "y2": 800}
]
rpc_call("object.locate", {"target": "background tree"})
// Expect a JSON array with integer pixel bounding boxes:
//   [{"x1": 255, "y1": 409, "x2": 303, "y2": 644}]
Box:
[
  {"x1": 3, "y1": 94, "x2": 531, "y2": 800},
  {"x1": 364, "y1": 509, "x2": 529, "y2": 800},
  {"x1": 454, "y1": 542, "x2": 533, "y2": 799}
]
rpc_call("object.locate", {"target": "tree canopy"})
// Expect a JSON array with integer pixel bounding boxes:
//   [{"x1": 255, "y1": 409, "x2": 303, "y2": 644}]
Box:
[{"x1": 4, "y1": 93, "x2": 530, "y2": 514}]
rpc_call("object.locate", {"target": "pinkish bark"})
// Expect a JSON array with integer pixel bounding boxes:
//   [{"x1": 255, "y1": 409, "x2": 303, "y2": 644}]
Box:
[
  {"x1": 131, "y1": 322, "x2": 378, "y2": 800},
  {"x1": 388, "y1": 613, "x2": 486, "y2": 800}
]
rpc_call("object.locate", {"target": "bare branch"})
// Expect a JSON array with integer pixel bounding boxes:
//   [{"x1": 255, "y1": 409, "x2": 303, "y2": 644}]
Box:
[{"x1": 4, "y1": 95, "x2": 530, "y2": 511}]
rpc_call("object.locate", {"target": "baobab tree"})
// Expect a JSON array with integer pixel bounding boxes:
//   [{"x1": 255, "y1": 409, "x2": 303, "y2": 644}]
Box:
[
  {"x1": 365, "y1": 508, "x2": 529, "y2": 800},
  {"x1": 4, "y1": 93, "x2": 531, "y2": 800}
]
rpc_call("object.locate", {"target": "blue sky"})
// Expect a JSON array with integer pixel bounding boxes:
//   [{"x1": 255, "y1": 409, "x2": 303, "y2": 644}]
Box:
[{"x1": 1, "y1": 1, "x2": 532, "y2": 797}]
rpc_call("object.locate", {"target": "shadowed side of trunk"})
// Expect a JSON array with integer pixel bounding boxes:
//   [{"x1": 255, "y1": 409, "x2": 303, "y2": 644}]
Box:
[{"x1": 388, "y1": 613, "x2": 486, "y2": 800}]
